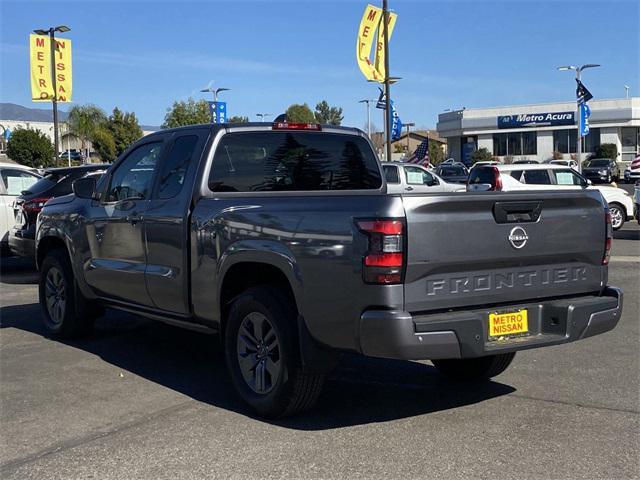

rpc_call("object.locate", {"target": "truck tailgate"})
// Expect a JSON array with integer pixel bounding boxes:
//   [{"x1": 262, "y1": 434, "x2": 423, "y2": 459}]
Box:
[{"x1": 402, "y1": 190, "x2": 607, "y2": 313}]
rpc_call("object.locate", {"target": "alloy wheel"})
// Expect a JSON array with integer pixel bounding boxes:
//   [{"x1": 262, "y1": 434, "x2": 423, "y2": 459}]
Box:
[
  {"x1": 236, "y1": 312, "x2": 281, "y2": 394},
  {"x1": 610, "y1": 206, "x2": 624, "y2": 229},
  {"x1": 45, "y1": 267, "x2": 66, "y2": 325}
]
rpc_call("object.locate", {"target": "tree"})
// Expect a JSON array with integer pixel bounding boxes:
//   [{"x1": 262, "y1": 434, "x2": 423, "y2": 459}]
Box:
[
  {"x1": 67, "y1": 105, "x2": 108, "y2": 156},
  {"x1": 470, "y1": 147, "x2": 494, "y2": 164},
  {"x1": 6, "y1": 128, "x2": 55, "y2": 168},
  {"x1": 106, "y1": 107, "x2": 143, "y2": 157},
  {"x1": 285, "y1": 103, "x2": 315, "y2": 123},
  {"x1": 227, "y1": 115, "x2": 249, "y2": 123},
  {"x1": 428, "y1": 141, "x2": 445, "y2": 165},
  {"x1": 595, "y1": 143, "x2": 618, "y2": 160},
  {"x1": 162, "y1": 98, "x2": 210, "y2": 128},
  {"x1": 91, "y1": 127, "x2": 117, "y2": 163},
  {"x1": 314, "y1": 100, "x2": 343, "y2": 125}
]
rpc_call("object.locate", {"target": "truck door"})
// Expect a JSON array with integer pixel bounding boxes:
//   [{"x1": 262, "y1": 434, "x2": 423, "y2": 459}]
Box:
[
  {"x1": 143, "y1": 129, "x2": 210, "y2": 314},
  {"x1": 83, "y1": 138, "x2": 165, "y2": 306}
]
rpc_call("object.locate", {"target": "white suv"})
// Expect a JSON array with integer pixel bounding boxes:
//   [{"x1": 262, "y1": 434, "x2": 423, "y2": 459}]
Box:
[{"x1": 467, "y1": 163, "x2": 634, "y2": 230}]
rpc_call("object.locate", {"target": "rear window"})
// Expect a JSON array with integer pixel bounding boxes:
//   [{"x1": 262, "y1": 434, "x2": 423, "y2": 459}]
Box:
[
  {"x1": 439, "y1": 166, "x2": 466, "y2": 175},
  {"x1": 585, "y1": 160, "x2": 610, "y2": 167},
  {"x1": 383, "y1": 165, "x2": 400, "y2": 184},
  {"x1": 209, "y1": 132, "x2": 382, "y2": 192},
  {"x1": 468, "y1": 167, "x2": 497, "y2": 185}
]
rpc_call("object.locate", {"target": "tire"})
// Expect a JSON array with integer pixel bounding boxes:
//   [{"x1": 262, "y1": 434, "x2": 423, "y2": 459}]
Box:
[
  {"x1": 224, "y1": 286, "x2": 324, "y2": 418},
  {"x1": 39, "y1": 248, "x2": 98, "y2": 338},
  {"x1": 432, "y1": 352, "x2": 516, "y2": 382},
  {"x1": 609, "y1": 203, "x2": 625, "y2": 231}
]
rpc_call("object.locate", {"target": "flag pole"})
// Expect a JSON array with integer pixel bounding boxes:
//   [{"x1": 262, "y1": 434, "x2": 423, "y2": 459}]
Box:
[{"x1": 382, "y1": 0, "x2": 392, "y2": 164}]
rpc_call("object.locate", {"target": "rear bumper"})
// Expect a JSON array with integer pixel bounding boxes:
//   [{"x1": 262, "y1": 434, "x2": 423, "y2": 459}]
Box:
[{"x1": 359, "y1": 286, "x2": 623, "y2": 360}]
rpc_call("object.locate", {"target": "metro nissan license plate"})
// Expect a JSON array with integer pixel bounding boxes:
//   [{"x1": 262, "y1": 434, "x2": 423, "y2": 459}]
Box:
[{"x1": 488, "y1": 309, "x2": 529, "y2": 338}]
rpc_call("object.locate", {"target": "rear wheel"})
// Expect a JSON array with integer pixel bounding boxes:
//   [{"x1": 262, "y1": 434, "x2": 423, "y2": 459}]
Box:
[
  {"x1": 609, "y1": 203, "x2": 625, "y2": 230},
  {"x1": 39, "y1": 248, "x2": 99, "y2": 338},
  {"x1": 432, "y1": 352, "x2": 516, "y2": 381},
  {"x1": 224, "y1": 286, "x2": 324, "y2": 418}
]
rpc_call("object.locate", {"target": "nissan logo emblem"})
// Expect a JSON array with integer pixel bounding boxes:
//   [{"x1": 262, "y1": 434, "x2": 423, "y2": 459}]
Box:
[{"x1": 508, "y1": 226, "x2": 529, "y2": 249}]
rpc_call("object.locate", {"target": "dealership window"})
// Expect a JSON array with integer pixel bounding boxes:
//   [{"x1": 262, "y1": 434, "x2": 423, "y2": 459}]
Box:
[
  {"x1": 621, "y1": 127, "x2": 640, "y2": 162},
  {"x1": 492, "y1": 132, "x2": 537, "y2": 156},
  {"x1": 553, "y1": 128, "x2": 600, "y2": 154}
]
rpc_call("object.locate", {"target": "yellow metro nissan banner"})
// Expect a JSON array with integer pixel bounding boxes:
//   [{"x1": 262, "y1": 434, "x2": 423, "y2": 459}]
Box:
[
  {"x1": 30, "y1": 34, "x2": 73, "y2": 102},
  {"x1": 356, "y1": 4, "x2": 397, "y2": 82}
]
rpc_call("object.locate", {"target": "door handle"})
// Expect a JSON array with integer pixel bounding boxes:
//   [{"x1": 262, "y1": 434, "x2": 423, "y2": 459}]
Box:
[
  {"x1": 405, "y1": 186, "x2": 414, "y2": 191},
  {"x1": 126, "y1": 214, "x2": 142, "y2": 225}
]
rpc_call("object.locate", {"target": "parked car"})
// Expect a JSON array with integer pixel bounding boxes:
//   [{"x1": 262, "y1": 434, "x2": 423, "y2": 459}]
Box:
[
  {"x1": 382, "y1": 162, "x2": 466, "y2": 193},
  {"x1": 435, "y1": 163, "x2": 469, "y2": 183},
  {"x1": 582, "y1": 158, "x2": 620, "y2": 183},
  {"x1": 467, "y1": 163, "x2": 634, "y2": 229},
  {"x1": 550, "y1": 159, "x2": 579, "y2": 169},
  {"x1": 623, "y1": 154, "x2": 640, "y2": 183},
  {"x1": 58, "y1": 150, "x2": 85, "y2": 162},
  {"x1": 0, "y1": 162, "x2": 41, "y2": 254},
  {"x1": 35, "y1": 122, "x2": 622, "y2": 418},
  {"x1": 512, "y1": 160, "x2": 539, "y2": 164},
  {"x1": 9, "y1": 164, "x2": 109, "y2": 257}
]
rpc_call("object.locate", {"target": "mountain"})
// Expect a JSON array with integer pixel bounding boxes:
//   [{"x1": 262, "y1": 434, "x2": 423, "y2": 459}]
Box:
[
  {"x1": 0, "y1": 103, "x2": 159, "y2": 131},
  {"x1": 0, "y1": 102, "x2": 69, "y2": 122}
]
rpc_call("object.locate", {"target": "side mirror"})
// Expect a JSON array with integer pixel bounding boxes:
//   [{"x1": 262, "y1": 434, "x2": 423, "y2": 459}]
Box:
[{"x1": 73, "y1": 177, "x2": 96, "y2": 199}]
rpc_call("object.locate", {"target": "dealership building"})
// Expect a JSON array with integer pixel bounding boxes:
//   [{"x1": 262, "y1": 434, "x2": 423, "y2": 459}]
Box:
[{"x1": 436, "y1": 98, "x2": 640, "y2": 166}]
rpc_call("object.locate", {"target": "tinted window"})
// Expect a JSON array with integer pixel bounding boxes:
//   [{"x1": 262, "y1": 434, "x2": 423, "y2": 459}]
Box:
[
  {"x1": 157, "y1": 135, "x2": 198, "y2": 199},
  {"x1": 383, "y1": 165, "x2": 400, "y2": 184},
  {"x1": 522, "y1": 170, "x2": 552, "y2": 185},
  {"x1": 106, "y1": 142, "x2": 162, "y2": 202},
  {"x1": 469, "y1": 167, "x2": 497, "y2": 185},
  {"x1": 209, "y1": 132, "x2": 381, "y2": 192},
  {"x1": 439, "y1": 166, "x2": 466, "y2": 175},
  {"x1": 585, "y1": 159, "x2": 610, "y2": 167},
  {"x1": 1, "y1": 169, "x2": 40, "y2": 195}
]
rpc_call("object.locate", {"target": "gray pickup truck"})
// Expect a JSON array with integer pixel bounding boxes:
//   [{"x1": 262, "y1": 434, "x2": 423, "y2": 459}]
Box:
[{"x1": 36, "y1": 122, "x2": 623, "y2": 418}]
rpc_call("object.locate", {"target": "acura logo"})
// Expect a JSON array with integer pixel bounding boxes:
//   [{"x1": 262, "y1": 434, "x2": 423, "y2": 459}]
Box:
[{"x1": 508, "y1": 226, "x2": 528, "y2": 249}]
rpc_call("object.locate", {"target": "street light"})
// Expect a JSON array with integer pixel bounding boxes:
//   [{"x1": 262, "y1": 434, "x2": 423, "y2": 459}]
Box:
[
  {"x1": 256, "y1": 113, "x2": 271, "y2": 122},
  {"x1": 624, "y1": 85, "x2": 630, "y2": 99},
  {"x1": 557, "y1": 64, "x2": 601, "y2": 172},
  {"x1": 358, "y1": 99, "x2": 375, "y2": 137},
  {"x1": 200, "y1": 85, "x2": 230, "y2": 103},
  {"x1": 33, "y1": 25, "x2": 71, "y2": 163}
]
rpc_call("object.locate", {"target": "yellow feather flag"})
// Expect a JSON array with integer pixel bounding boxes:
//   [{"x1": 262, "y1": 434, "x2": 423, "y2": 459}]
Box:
[
  {"x1": 356, "y1": 4, "x2": 384, "y2": 83},
  {"x1": 374, "y1": 11, "x2": 397, "y2": 80},
  {"x1": 30, "y1": 34, "x2": 73, "y2": 103}
]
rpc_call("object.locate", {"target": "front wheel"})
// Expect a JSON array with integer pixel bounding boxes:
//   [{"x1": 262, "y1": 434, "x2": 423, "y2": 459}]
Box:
[
  {"x1": 39, "y1": 248, "x2": 98, "y2": 338},
  {"x1": 224, "y1": 286, "x2": 324, "y2": 418},
  {"x1": 609, "y1": 203, "x2": 625, "y2": 230},
  {"x1": 432, "y1": 352, "x2": 516, "y2": 381}
]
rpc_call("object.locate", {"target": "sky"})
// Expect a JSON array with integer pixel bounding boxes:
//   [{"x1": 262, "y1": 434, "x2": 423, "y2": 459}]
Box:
[{"x1": 1, "y1": 0, "x2": 638, "y2": 129}]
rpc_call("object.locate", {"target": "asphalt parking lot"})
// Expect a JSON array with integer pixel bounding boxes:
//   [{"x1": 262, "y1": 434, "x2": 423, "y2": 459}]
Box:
[{"x1": 1, "y1": 223, "x2": 638, "y2": 480}]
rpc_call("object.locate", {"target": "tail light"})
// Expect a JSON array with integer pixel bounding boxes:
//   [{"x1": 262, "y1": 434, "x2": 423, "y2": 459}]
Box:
[
  {"x1": 357, "y1": 219, "x2": 404, "y2": 284},
  {"x1": 602, "y1": 209, "x2": 612, "y2": 265},
  {"x1": 23, "y1": 197, "x2": 51, "y2": 214},
  {"x1": 272, "y1": 122, "x2": 321, "y2": 131},
  {"x1": 491, "y1": 166, "x2": 503, "y2": 191}
]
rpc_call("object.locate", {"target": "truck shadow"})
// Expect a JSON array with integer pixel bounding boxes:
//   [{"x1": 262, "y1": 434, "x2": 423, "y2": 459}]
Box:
[
  {"x1": 613, "y1": 229, "x2": 639, "y2": 241},
  {"x1": 0, "y1": 256, "x2": 39, "y2": 285},
  {"x1": 0, "y1": 303, "x2": 515, "y2": 430}
]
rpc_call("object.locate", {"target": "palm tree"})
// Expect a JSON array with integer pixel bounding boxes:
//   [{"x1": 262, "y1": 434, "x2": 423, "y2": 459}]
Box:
[{"x1": 66, "y1": 105, "x2": 107, "y2": 159}]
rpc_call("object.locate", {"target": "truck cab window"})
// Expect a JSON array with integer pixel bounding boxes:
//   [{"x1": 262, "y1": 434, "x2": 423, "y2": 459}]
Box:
[
  {"x1": 157, "y1": 135, "x2": 198, "y2": 199},
  {"x1": 106, "y1": 142, "x2": 162, "y2": 202}
]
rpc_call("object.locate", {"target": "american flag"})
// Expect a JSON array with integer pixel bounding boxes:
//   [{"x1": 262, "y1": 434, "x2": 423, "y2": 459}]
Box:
[{"x1": 407, "y1": 138, "x2": 430, "y2": 166}]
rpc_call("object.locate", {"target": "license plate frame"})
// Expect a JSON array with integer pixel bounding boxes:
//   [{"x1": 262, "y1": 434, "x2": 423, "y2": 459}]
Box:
[{"x1": 488, "y1": 309, "x2": 529, "y2": 340}]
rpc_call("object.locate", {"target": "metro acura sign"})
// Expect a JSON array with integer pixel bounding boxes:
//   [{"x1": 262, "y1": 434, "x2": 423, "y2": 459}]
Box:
[{"x1": 498, "y1": 111, "x2": 574, "y2": 129}]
